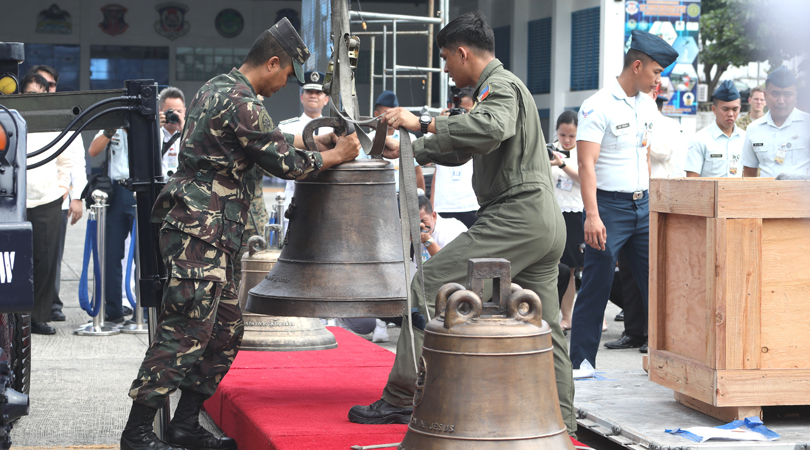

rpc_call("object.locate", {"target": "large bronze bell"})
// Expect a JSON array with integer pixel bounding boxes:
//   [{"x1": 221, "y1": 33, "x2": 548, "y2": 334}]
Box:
[
  {"x1": 237, "y1": 236, "x2": 337, "y2": 351},
  {"x1": 399, "y1": 259, "x2": 574, "y2": 450},
  {"x1": 246, "y1": 160, "x2": 407, "y2": 318}
]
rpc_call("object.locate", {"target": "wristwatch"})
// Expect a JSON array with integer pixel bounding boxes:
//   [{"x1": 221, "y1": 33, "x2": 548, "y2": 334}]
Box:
[
  {"x1": 559, "y1": 162, "x2": 567, "y2": 169},
  {"x1": 420, "y1": 114, "x2": 432, "y2": 134},
  {"x1": 425, "y1": 237, "x2": 434, "y2": 247}
]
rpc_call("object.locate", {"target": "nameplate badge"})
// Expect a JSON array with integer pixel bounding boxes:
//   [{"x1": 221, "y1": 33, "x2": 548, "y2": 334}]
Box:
[{"x1": 616, "y1": 123, "x2": 630, "y2": 129}]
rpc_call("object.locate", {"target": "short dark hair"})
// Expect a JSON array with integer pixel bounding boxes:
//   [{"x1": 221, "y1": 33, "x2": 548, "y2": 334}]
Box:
[
  {"x1": 20, "y1": 72, "x2": 48, "y2": 93},
  {"x1": 243, "y1": 30, "x2": 292, "y2": 69},
  {"x1": 28, "y1": 65, "x2": 58, "y2": 84},
  {"x1": 418, "y1": 195, "x2": 433, "y2": 214},
  {"x1": 459, "y1": 86, "x2": 475, "y2": 100},
  {"x1": 750, "y1": 86, "x2": 765, "y2": 96},
  {"x1": 623, "y1": 49, "x2": 653, "y2": 70},
  {"x1": 159, "y1": 86, "x2": 185, "y2": 107},
  {"x1": 556, "y1": 110, "x2": 578, "y2": 130},
  {"x1": 437, "y1": 11, "x2": 495, "y2": 55}
]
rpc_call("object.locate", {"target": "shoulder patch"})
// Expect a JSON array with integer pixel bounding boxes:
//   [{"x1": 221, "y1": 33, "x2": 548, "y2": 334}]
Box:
[
  {"x1": 259, "y1": 110, "x2": 274, "y2": 132},
  {"x1": 581, "y1": 109, "x2": 594, "y2": 119},
  {"x1": 477, "y1": 85, "x2": 491, "y2": 102},
  {"x1": 279, "y1": 117, "x2": 299, "y2": 126}
]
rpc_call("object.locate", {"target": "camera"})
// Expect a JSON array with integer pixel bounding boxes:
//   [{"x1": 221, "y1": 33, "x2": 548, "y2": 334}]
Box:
[
  {"x1": 546, "y1": 143, "x2": 556, "y2": 160},
  {"x1": 164, "y1": 108, "x2": 181, "y2": 124},
  {"x1": 447, "y1": 86, "x2": 467, "y2": 117}
]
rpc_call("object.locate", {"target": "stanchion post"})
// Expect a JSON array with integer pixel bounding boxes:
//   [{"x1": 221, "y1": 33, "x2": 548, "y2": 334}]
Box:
[
  {"x1": 275, "y1": 192, "x2": 286, "y2": 249},
  {"x1": 122, "y1": 206, "x2": 148, "y2": 335},
  {"x1": 74, "y1": 190, "x2": 121, "y2": 336}
]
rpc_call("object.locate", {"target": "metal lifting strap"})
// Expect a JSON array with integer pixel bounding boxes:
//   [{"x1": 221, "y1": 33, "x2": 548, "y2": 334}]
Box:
[{"x1": 397, "y1": 128, "x2": 427, "y2": 372}]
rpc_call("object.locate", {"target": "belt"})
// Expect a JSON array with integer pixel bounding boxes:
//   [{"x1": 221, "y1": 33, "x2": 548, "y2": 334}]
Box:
[{"x1": 596, "y1": 189, "x2": 648, "y2": 200}]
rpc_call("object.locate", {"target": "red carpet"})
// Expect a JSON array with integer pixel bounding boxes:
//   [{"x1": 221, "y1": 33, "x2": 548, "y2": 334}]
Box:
[{"x1": 205, "y1": 327, "x2": 591, "y2": 450}]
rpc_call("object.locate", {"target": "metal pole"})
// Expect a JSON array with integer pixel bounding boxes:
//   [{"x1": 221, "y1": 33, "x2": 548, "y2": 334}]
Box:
[
  {"x1": 352, "y1": 30, "x2": 429, "y2": 36},
  {"x1": 393, "y1": 20, "x2": 398, "y2": 95},
  {"x1": 74, "y1": 190, "x2": 120, "y2": 336},
  {"x1": 275, "y1": 192, "x2": 287, "y2": 249},
  {"x1": 370, "y1": 36, "x2": 375, "y2": 115},
  {"x1": 426, "y1": 0, "x2": 435, "y2": 107},
  {"x1": 348, "y1": 10, "x2": 442, "y2": 24},
  {"x1": 382, "y1": 24, "x2": 387, "y2": 91},
  {"x1": 122, "y1": 207, "x2": 147, "y2": 334},
  {"x1": 438, "y1": 0, "x2": 449, "y2": 110}
]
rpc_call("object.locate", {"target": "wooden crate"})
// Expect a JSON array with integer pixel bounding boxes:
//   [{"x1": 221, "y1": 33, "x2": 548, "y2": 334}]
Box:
[{"x1": 649, "y1": 178, "x2": 810, "y2": 421}]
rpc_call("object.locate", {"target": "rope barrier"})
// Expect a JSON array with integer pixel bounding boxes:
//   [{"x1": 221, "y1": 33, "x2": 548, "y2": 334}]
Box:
[
  {"x1": 78, "y1": 218, "x2": 102, "y2": 317},
  {"x1": 124, "y1": 220, "x2": 137, "y2": 310}
]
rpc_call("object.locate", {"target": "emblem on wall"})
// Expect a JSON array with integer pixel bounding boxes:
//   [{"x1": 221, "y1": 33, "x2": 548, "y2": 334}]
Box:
[
  {"x1": 275, "y1": 8, "x2": 300, "y2": 32},
  {"x1": 155, "y1": 2, "x2": 190, "y2": 41},
  {"x1": 36, "y1": 4, "x2": 72, "y2": 35},
  {"x1": 99, "y1": 4, "x2": 129, "y2": 37},
  {"x1": 215, "y1": 9, "x2": 244, "y2": 38}
]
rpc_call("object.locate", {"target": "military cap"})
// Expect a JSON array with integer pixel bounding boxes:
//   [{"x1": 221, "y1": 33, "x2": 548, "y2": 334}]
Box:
[
  {"x1": 375, "y1": 90, "x2": 399, "y2": 108},
  {"x1": 713, "y1": 80, "x2": 741, "y2": 102},
  {"x1": 300, "y1": 71, "x2": 325, "y2": 91},
  {"x1": 766, "y1": 66, "x2": 796, "y2": 88},
  {"x1": 268, "y1": 17, "x2": 310, "y2": 84},
  {"x1": 630, "y1": 30, "x2": 679, "y2": 68}
]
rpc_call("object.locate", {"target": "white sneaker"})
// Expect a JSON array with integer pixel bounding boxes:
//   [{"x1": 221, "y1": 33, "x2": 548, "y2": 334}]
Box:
[{"x1": 372, "y1": 319, "x2": 390, "y2": 343}]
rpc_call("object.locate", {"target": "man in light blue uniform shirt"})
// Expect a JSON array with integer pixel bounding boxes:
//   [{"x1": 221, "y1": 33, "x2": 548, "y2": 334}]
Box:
[
  {"x1": 685, "y1": 80, "x2": 745, "y2": 177},
  {"x1": 742, "y1": 67, "x2": 810, "y2": 178},
  {"x1": 570, "y1": 30, "x2": 678, "y2": 369}
]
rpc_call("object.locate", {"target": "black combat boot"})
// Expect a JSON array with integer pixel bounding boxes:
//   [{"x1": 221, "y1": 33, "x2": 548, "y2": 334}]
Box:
[
  {"x1": 165, "y1": 390, "x2": 237, "y2": 450},
  {"x1": 121, "y1": 402, "x2": 186, "y2": 450}
]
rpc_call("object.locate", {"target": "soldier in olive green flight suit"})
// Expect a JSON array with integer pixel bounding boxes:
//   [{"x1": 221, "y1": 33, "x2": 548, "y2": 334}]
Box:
[
  {"x1": 121, "y1": 18, "x2": 361, "y2": 450},
  {"x1": 348, "y1": 11, "x2": 576, "y2": 437}
]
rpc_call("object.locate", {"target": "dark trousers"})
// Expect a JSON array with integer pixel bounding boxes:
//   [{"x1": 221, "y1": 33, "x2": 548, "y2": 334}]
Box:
[
  {"x1": 438, "y1": 211, "x2": 478, "y2": 229},
  {"x1": 104, "y1": 183, "x2": 136, "y2": 320},
  {"x1": 615, "y1": 250, "x2": 646, "y2": 339},
  {"x1": 569, "y1": 192, "x2": 649, "y2": 369},
  {"x1": 52, "y1": 209, "x2": 68, "y2": 313},
  {"x1": 28, "y1": 197, "x2": 63, "y2": 323}
]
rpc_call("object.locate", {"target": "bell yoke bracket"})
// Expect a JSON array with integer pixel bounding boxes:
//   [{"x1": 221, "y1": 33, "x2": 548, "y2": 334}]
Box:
[{"x1": 465, "y1": 258, "x2": 512, "y2": 312}]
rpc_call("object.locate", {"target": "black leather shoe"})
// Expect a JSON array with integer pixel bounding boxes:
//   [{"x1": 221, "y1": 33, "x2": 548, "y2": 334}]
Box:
[
  {"x1": 31, "y1": 322, "x2": 56, "y2": 335},
  {"x1": 51, "y1": 310, "x2": 66, "y2": 322},
  {"x1": 123, "y1": 305, "x2": 134, "y2": 316},
  {"x1": 121, "y1": 402, "x2": 186, "y2": 450},
  {"x1": 604, "y1": 335, "x2": 646, "y2": 349},
  {"x1": 639, "y1": 342, "x2": 648, "y2": 353},
  {"x1": 348, "y1": 399, "x2": 412, "y2": 424},
  {"x1": 614, "y1": 310, "x2": 624, "y2": 321}
]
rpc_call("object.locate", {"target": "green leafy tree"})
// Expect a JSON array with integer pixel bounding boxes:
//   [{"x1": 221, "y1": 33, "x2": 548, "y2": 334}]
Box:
[{"x1": 700, "y1": 0, "x2": 764, "y2": 94}]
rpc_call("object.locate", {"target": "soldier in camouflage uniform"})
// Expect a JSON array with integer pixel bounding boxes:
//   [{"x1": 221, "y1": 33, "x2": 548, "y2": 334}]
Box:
[
  {"x1": 121, "y1": 18, "x2": 361, "y2": 450},
  {"x1": 232, "y1": 167, "x2": 271, "y2": 288}
]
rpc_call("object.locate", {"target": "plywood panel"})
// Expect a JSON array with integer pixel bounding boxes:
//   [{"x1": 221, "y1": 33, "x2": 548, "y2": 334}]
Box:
[
  {"x1": 649, "y1": 350, "x2": 716, "y2": 405},
  {"x1": 674, "y1": 392, "x2": 762, "y2": 422},
  {"x1": 716, "y1": 369, "x2": 810, "y2": 406},
  {"x1": 760, "y1": 219, "x2": 810, "y2": 369},
  {"x1": 661, "y1": 214, "x2": 711, "y2": 365},
  {"x1": 650, "y1": 178, "x2": 716, "y2": 217},
  {"x1": 712, "y1": 219, "x2": 727, "y2": 370},
  {"x1": 723, "y1": 219, "x2": 762, "y2": 370},
  {"x1": 648, "y1": 212, "x2": 666, "y2": 351},
  {"x1": 717, "y1": 180, "x2": 810, "y2": 218}
]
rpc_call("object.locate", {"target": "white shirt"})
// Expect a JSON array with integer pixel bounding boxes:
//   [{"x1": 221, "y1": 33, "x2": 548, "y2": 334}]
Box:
[
  {"x1": 278, "y1": 113, "x2": 332, "y2": 224},
  {"x1": 550, "y1": 142, "x2": 583, "y2": 213},
  {"x1": 412, "y1": 214, "x2": 467, "y2": 276},
  {"x1": 93, "y1": 129, "x2": 129, "y2": 180},
  {"x1": 62, "y1": 133, "x2": 87, "y2": 209},
  {"x1": 161, "y1": 126, "x2": 182, "y2": 178},
  {"x1": 362, "y1": 129, "x2": 419, "y2": 193},
  {"x1": 26, "y1": 132, "x2": 73, "y2": 208},
  {"x1": 577, "y1": 77, "x2": 658, "y2": 192},
  {"x1": 431, "y1": 161, "x2": 478, "y2": 213},
  {"x1": 684, "y1": 122, "x2": 745, "y2": 178},
  {"x1": 649, "y1": 113, "x2": 687, "y2": 178},
  {"x1": 741, "y1": 108, "x2": 810, "y2": 178}
]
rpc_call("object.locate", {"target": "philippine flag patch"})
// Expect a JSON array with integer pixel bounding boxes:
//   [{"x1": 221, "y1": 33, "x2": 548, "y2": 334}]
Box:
[{"x1": 477, "y1": 85, "x2": 491, "y2": 102}]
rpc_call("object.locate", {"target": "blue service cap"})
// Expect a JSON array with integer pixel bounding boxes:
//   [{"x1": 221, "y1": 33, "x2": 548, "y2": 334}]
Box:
[
  {"x1": 713, "y1": 80, "x2": 740, "y2": 102},
  {"x1": 375, "y1": 90, "x2": 399, "y2": 108},
  {"x1": 300, "y1": 71, "x2": 325, "y2": 91},
  {"x1": 766, "y1": 66, "x2": 796, "y2": 88},
  {"x1": 630, "y1": 30, "x2": 679, "y2": 68}
]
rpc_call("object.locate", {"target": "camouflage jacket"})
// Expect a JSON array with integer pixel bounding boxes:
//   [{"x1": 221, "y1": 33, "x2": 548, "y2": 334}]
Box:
[{"x1": 151, "y1": 68, "x2": 323, "y2": 255}]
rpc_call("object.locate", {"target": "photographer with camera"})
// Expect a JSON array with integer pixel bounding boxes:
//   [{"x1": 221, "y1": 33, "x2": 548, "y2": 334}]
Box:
[{"x1": 158, "y1": 87, "x2": 186, "y2": 178}]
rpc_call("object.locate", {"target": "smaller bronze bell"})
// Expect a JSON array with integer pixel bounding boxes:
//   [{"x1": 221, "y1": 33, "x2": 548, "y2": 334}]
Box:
[
  {"x1": 237, "y1": 236, "x2": 337, "y2": 351},
  {"x1": 399, "y1": 258, "x2": 574, "y2": 450}
]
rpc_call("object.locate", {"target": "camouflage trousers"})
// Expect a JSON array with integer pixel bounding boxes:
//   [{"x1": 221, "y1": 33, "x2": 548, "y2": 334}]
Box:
[{"x1": 129, "y1": 225, "x2": 244, "y2": 409}]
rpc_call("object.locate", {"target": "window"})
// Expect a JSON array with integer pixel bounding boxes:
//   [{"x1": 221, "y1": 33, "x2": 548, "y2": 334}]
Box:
[
  {"x1": 493, "y1": 26, "x2": 511, "y2": 71},
  {"x1": 90, "y1": 46, "x2": 169, "y2": 90},
  {"x1": 571, "y1": 7, "x2": 600, "y2": 91},
  {"x1": 20, "y1": 44, "x2": 81, "y2": 91},
  {"x1": 176, "y1": 47, "x2": 249, "y2": 82},
  {"x1": 527, "y1": 18, "x2": 552, "y2": 95}
]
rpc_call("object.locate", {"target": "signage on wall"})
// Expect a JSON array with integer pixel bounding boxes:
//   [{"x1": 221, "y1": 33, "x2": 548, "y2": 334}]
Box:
[
  {"x1": 155, "y1": 2, "x2": 190, "y2": 41},
  {"x1": 36, "y1": 4, "x2": 72, "y2": 35},
  {"x1": 99, "y1": 4, "x2": 129, "y2": 37},
  {"x1": 215, "y1": 9, "x2": 244, "y2": 38},
  {"x1": 625, "y1": 0, "x2": 701, "y2": 116}
]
